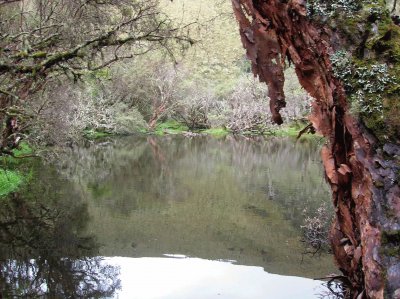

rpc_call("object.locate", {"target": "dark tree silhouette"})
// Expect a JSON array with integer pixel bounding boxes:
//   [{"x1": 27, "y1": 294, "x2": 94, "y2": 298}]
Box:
[{"x1": 0, "y1": 193, "x2": 121, "y2": 298}]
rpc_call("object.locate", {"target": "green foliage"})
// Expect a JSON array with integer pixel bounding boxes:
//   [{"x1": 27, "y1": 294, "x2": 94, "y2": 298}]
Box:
[
  {"x1": 355, "y1": 64, "x2": 393, "y2": 94},
  {"x1": 0, "y1": 147, "x2": 37, "y2": 199},
  {"x1": 114, "y1": 107, "x2": 148, "y2": 135},
  {"x1": 12, "y1": 142, "x2": 33, "y2": 158},
  {"x1": 151, "y1": 120, "x2": 319, "y2": 139},
  {"x1": 0, "y1": 142, "x2": 34, "y2": 166},
  {"x1": 0, "y1": 169, "x2": 23, "y2": 197},
  {"x1": 0, "y1": 142, "x2": 36, "y2": 197},
  {"x1": 11, "y1": 0, "x2": 314, "y2": 144},
  {"x1": 200, "y1": 127, "x2": 230, "y2": 137},
  {"x1": 272, "y1": 126, "x2": 301, "y2": 137},
  {"x1": 83, "y1": 129, "x2": 113, "y2": 140},
  {"x1": 269, "y1": 122, "x2": 321, "y2": 140},
  {"x1": 154, "y1": 120, "x2": 189, "y2": 135},
  {"x1": 163, "y1": 0, "x2": 245, "y2": 96}
]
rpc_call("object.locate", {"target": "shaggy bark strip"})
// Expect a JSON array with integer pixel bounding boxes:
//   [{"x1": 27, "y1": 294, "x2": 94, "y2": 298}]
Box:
[{"x1": 231, "y1": 1, "x2": 400, "y2": 298}]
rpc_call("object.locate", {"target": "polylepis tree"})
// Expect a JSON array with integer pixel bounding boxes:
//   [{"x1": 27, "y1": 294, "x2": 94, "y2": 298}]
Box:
[
  {"x1": 231, "y1": 0, "x2": 400, "y2": 298},
  {"x1": 0, "y1": 0, "x2": 192, "y2": 155}
]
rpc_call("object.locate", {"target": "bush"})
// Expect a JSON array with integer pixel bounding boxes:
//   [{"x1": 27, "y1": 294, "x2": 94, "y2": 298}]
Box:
[
  {"x1": 173, "y1": 84, "x2": 215, "y2": 130},
  {"x1": 301, "y1": 203, "x2": 332, "y2": 251},
  {"x1": 224, "y1": 75, "x2": 271, "y2": 134}
]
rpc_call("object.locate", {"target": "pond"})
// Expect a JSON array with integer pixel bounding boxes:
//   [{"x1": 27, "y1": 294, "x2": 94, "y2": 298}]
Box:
[{"x1": 0, "y1": 135, "x2": 336, "y2": 298}]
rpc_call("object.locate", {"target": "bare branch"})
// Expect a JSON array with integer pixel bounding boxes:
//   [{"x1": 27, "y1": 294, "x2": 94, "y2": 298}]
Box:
[
  {"x1": 0, "y1": 88, "x2": 19, "y2": 100},
  {"x1": 0, "y1": 0, "x2": 22, "y2": 6}
]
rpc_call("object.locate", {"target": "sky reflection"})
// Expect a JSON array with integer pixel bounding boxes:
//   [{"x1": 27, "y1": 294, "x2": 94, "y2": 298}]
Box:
[{"x1": 105, "y1": 256, "x2": 324, "y2": 299}]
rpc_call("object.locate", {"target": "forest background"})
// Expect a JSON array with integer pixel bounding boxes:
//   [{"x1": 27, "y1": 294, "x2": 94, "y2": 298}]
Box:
[
  {"x1": 1, "y1": 0, "x2": 312, "y2": 148},
  {"x1": 0, "y1": 0, "x2": 324, "y2": 196}
]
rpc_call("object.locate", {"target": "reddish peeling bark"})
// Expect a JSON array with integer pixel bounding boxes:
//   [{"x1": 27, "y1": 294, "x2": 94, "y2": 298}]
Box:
[
  {"x1": 231, "y1": 1, "x2": 400, "y2": 298},
  {"x1": 148, "y1": 103, "x2": 168, "y2": 130}
]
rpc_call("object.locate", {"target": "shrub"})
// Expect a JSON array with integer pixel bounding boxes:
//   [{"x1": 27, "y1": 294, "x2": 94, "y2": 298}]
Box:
[{"x1": 301, "y1": 203, "x2": 332, "y2": 251}]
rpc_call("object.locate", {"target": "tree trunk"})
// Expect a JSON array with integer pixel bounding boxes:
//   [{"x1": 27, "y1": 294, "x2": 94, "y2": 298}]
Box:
[{"x1": 231, "y1": 1, "x2": 400, "y2": 298}]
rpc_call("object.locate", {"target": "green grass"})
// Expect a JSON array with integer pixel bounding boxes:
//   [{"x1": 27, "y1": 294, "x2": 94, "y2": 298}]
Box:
[
  {"x1": 272, "y1": 126, "x2": 300, "y2": 137},
  {"x1": 138, "y1": 127, "x2": 149, "y2": 134},
  {"x1": 200, "y1": 127, "x2": 229, "y2": 137},
  {"x1": 83, "y1": 129, "x2": 113, "y2": 139},
  {"x1": 154, "y1": 120, "x2": 189, "y2": 135},
  {"x1": 271, "y1": 122, "x2": 322, "y2": 139},
  {"x1": 150, "y1": 120, "x2": 321, "y2": 139},
  {"x1": 0, "y1": 142, "x2": 36, "y2": 197},
  {"x1": 0, "y1": 169, "x2": 23, "y2": 197},
  {"x1": 154, "y1": 122, "x2": 229, "y2": 137}
]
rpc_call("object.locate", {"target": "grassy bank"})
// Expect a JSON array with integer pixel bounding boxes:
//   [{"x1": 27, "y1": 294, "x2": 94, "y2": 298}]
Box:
[
  {"x1": 81, "y1": 120, "x2": 322, "y2": 141},
  {"x1": 0, "y1": 142, "x2": 35, "y2": 198},
  {"x1": 150, "y1": 120, "x2": 319, "y2": 139},
  {"x1": 154, "y1": 120, "x2": 189, "y2": 135},
  {"x1": 83, "y1": 129, "x2": 114, "y2": 140}
]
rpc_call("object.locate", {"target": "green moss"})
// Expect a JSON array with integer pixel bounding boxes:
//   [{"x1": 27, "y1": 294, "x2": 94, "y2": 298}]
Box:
[
  {"x1": 31, "y1": 51, "x2": 47, "y2": 58},
  {"x1": 346, "y1": 4, "x2": 400, "y2": 143},
  {"x1": 361, "y1": 94, "x2": 399, "y2": 142},
  {"x1": 331, "y1": 16, "x2": 400, "y2": 143},
  {"x1": 92, "y1": 68, "x2": 111, "y2": 79},
  {"x1": 370, "y1": 23, "x2": 400, "y2": 63},
  {"x1": 139, "y1": 127, "x2": 149, "y2": 134},
  {"x1": 0, "y1": 169, "x2": 23, "y2": 197}
]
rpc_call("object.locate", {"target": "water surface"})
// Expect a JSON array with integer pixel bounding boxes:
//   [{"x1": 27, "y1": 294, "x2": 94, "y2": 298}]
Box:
[
  {"x1": 0, "y1": 135, "x2": 335, "y2": 298},
  {"x1": 106, "y1": 256, "x2": 325, "y2": 299}
]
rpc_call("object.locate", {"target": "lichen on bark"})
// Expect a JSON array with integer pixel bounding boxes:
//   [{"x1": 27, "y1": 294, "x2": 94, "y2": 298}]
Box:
[{"x1": 231, "y1": 0, "x2": 400, "y2": 298}]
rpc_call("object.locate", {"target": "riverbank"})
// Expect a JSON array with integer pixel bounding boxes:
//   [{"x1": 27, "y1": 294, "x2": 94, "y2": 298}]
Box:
[
  {"x1": 151, "y1": 120, "x2": 321, "y2": 139},
  {"x1": 148, "y1": 120, "x2": 319, "y2": 139},
  {"x1": 83, "y1": 120, "x2": 319, "y2": 140},
  {"x1": 0, "y1": 122, "x2": 322, "y2": 198},
  {"x1": 0, "y1": 143, "x2": 35, "y2": 198}
]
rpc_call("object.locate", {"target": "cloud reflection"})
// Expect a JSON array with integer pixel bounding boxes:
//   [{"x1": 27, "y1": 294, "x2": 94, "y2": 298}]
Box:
[{"x1": 106, "y1": 256, "x2": 324, "y2": 299}]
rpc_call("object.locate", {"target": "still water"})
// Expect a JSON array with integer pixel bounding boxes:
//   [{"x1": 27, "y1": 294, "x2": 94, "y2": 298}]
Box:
[{"x1": 0, "y1": 136, "x2": 335, "y2": 298}]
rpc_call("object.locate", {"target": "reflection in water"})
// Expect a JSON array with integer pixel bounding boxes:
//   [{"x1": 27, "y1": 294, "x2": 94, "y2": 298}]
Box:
[
  {"x1": 0, "y1": 193, "x2": 120, "y2": 298},
  {"x1": 1, "y1": 136, "x2": 336, "y2": 298},
  {"x1": 54, "y1": 136, "x2": 334, "y2": 278},
  {"x1": 106, "y1": 256, "x2": 326, "y2": 299}
]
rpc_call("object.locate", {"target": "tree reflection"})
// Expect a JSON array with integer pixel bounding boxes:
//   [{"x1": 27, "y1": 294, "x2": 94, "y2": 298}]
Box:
[{"x1": 0, "y1": 192, "x2": 120, "y2": 298}]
